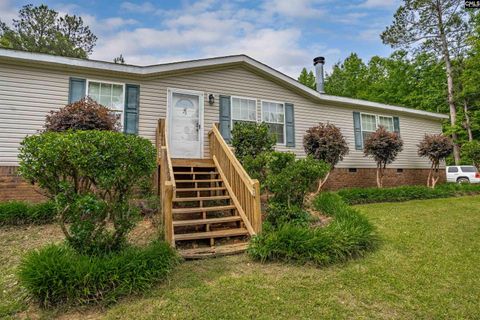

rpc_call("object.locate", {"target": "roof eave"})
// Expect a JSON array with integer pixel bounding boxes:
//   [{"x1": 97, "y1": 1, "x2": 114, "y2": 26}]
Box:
[{"x1": 0, "y1": 48, "x2": 449, "y2": 120}]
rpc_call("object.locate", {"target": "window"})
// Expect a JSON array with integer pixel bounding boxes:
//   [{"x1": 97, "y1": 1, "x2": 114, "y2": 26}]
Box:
[
  {"x1": 262, "y1": 101, "x2": 285, "y2": 144},
  {"x1": 86, "y1": 80, "x2": 125, "y2": 122},
  {"x1": 460, "y1": 166, "x2": 477, "y2": 173},
  {"x1": 360, "y1": 113, "x2": 394, "y2": 144},
  {"x1": 231, "y1": 97, "x2": 256, "y2": 128},
  {"x1": 448, "y1": 167, "x2": 458, "y2": 173},
  {"x1": 348, "y1": 168, "x2": 357, "y2": 173},
  {"x1": 378, "y1": 116, "x2": 394, "y2": 131}
]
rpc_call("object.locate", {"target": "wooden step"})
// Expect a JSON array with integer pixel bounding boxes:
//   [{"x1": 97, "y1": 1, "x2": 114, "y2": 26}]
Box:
[
  {"x1": 174, "y1": 171, "x2": 218, "y2": 175},
  {"x1": 173, "y1": 195, "x2": 230, "y2": 202},
  {"x1": 172, "y1": 159, "x2": 215, "y2": 167},
  {"x1": 174, "y1": 228, "x2": 248, "y2": 241},
  {"x1": 173, "y1": 216, "x2": 242, "y2": 227},
  {"x1": 179, "y1": 242, "x2": 249, "y2": 259},
  {"x1": 172, "y1": 205, "x2": 235, "y2": 214},
  {"x1": 176, "y1": 179, "x2": 223, "y2": 183},
  {"x1": 175, "y1": 187, "x2": 226, "y2": 192}
]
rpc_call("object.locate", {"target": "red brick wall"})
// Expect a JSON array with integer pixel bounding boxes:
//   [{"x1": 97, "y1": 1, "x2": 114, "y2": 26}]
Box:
[
  {"x1": 323, "y1": 168, "x2": 446, "y2": 190},
  {"x1": 0, "y1": 166, "x2": 446, "y2": 201},
  {"x1": 0, "y1": 166, "x2": 46, "y2": 202}
]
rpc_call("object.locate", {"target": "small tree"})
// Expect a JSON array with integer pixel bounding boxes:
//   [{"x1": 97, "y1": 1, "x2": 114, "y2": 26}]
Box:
[
  {"x1": 364, "y1": 127, "x2": 404, "y2": 188},
  {"x1": 18, "y1": 131, "x2": 156, "y2": 254},
  {"x1": 303, "y1": 122, "x2": 349, "y2": 192},
  {"x1": 231, "y1": 122, "x2": 275, "y2": 162},
  {"x1": 45, "y1": 97, "x2": 120, "y2": 132},
  {"x1": 462, "y1": 140, "x2": 480, "y2": 170},
  {"x1": 417, "y1": 134, "x2": 453, "y2": 188}
]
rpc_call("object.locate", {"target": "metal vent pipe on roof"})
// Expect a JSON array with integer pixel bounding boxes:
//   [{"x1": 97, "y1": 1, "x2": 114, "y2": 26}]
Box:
[{"x1": 313, "y1": 56, "x2": 325, "y2": 93}]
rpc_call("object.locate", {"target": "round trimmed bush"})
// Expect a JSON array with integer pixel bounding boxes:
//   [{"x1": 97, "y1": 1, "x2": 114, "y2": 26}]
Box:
[{"x1": 18, "y1": 130, "x2": 157, "y2": 254}]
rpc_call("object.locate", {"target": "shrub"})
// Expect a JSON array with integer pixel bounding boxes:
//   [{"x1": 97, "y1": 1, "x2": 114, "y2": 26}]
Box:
[
  {"x1": 418, "y1": 134, "x2": 453, "y2": 188},
  {"x1": 242, "y1": 151, "x2": 296, "y2": 190},
  {"x1": 266, "y1": 156, "x2": 329, "y2": 207},
  {"x1": 248, "y1": 192, "x2": 377, "y2": 266},
  {"x1": 18, "y1": 130, "x2": 157, "y2": 254},
  {"x1": 45, "y1": 97, "x2": 120, "y2": 132},
  {"x1": 266, "y1": 151, "x2": 296, "y2": 175},
  {"x1": 265, "y1": 201, "x2": 311, "y2": 227},
  {"x1": 364, "y1": 127, "x2": 403, "y2": 188},
  {"x1": 462, "y1": 140, "x2": 480, "y2": 170},
  {"x1": 0, "y1": 201, "x2": 56, "y2": 225},
  {"x1": 231, "y1": 122, "x2": 275, "y2": 162},
  {"x1": 18, "y1": 241, "x2": 179, "y2": 307},
  {"x1": 337, "y1": 183, "x2": 480, "y2": 205},
  {"x1": 303, "y1": 122, "x2": 349, "y2": 192}
]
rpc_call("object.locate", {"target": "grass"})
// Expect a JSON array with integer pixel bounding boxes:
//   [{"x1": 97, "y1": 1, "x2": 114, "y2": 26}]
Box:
[{"x1": 2, "y1": 196, "x2": 480, "y2": 319}]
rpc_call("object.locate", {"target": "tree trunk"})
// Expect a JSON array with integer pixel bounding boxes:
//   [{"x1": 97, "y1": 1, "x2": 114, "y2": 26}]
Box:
[
  {"x1": 376, "y1": 165, "x2": 383, "y2": 188},
  {"x1": 427, "y1": 163, "x2": 434, "y2": 188},
  {"x1": 315, "y1": 170, "x2": 331, "y2": 194},
  {"x1": 436, "y1": 2, "x2": 460, "y2": 164},
  {"x1": 464, "y1": 101, "x2": 474, "y2": 142}
]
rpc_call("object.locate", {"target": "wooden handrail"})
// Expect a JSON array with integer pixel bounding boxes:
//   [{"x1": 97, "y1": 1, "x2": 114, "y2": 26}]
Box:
[
  {"x1": 156, "y1": 119, "x2": 176, "y2": 246},
  {"x1": 208, "y1": 124, "x2": 262, "y2": 233}
]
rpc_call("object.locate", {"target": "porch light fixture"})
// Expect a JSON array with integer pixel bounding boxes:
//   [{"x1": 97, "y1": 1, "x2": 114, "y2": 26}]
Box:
[{"x1": 208, "y1": 94, "x2": 215, "y2": 105}]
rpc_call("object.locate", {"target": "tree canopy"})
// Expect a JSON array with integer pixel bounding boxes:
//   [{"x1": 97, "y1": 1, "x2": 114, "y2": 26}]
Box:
[{"x1": 0, "y1": 4, "x2": 96, "y2": 58}]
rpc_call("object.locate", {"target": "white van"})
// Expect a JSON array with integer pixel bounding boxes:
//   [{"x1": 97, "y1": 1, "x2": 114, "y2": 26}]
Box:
[{"x1": 446, "y1": 166, "x2": 480, "y2": 184}]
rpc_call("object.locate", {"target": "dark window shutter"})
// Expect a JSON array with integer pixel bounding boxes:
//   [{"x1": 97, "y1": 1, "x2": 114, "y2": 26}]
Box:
[
  {"x1": 285, "y1": 103, "x2": 295, "y2": 147},
  {"x1": 353, "y1": 112, "x2": 362, "y2": 150},
  {"x1": 219, "y1": 95, "x2": 231, "y2": 142},
  {"x1": 68, "y1": 77, "x2": 86, "y2": 103},
  {"x1": 124, "y1": 84, "x2": 140, "y2": 134},
  {"x1": 393, "y1": 116, "x2": 400, "y2": 135}
]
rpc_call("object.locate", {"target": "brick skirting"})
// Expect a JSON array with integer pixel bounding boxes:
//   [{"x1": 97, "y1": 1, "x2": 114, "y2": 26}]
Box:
[
  {"x1": 0, "y1": 165, "x2": 445, "y2": 202},
  {"x1": 0, "y1": 166, "x2": 46, "y2": 202},
  {"x1": 323, "y1": 168, "x2": 446, "y2": 190}
]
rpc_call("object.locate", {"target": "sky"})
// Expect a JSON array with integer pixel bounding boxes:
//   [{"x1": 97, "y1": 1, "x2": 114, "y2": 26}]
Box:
[{"x1": 0, "y1": 0, "x2": 401, "y2": 77}]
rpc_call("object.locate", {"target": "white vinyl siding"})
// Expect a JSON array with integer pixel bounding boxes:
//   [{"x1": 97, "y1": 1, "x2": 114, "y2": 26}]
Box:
[{"x1": 0, "y1": 61, "x2": 443, "y2": 168}]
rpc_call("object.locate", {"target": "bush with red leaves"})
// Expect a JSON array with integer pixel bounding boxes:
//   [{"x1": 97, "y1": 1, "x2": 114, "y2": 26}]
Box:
[
  {"x1": 303, "y1": 122, "x2": 349, "y2": 192},
  {"x1": 418, "y1": 134, "x2": 453, "y2": 188},
  {"x1": 45, "y1": 97, "x2": 120, "y2": 132},
  {"x1": 364, "y1": 126, "x2": 403, "y2": 188}
]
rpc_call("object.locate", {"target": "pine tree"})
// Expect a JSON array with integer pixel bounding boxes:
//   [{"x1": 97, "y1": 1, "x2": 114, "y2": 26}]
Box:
[{"x1": 381, "y1": 0, "x2": 470, "y2": 164}]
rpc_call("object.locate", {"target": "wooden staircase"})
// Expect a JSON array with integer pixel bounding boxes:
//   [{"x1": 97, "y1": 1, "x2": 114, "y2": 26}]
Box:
[
  {"x1": 156, "y1": 120, "x2": 261, "y2": 259},
  {"x1": 171, "y1": 159, "x2": 250, "y2": 258}
]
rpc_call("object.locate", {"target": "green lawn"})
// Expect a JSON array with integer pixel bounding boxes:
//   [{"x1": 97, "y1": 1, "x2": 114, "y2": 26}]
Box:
[{"x1": 2, "y1": 196, "x2": 480, "y2": 319}]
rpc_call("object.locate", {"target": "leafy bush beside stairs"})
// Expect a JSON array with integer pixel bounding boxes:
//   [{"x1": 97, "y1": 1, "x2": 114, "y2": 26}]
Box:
[
  {"x1": 0, "y1": 201, "x2": 56, "y2": 226},
  {"x1": 18, "y1": 241, "x2": 179, "y2": 307},
  {"x1": 337, "y1": 183, "x2": 480, "y2": 205},
  {"x1": 247, "y1": 193, "x2": 377, "y2": 266}
]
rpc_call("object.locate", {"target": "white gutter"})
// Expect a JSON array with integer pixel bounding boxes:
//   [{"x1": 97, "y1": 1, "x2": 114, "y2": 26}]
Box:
[{"x1": 0, "y1": 48, "x2": 449, "y2": 120}]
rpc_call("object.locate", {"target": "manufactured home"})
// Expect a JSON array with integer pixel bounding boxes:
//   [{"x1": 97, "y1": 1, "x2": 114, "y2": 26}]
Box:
[{"x1": 0, "y1": 49, "x2": 448, "y2": 255}]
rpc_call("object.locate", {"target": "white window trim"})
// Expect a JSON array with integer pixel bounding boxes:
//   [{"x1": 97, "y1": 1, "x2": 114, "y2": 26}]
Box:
[
  {"x1": 360, "y1": 113, "x2": 394, "y2": 131},
  {"x1": 85, "y1": 79, "x2": 126, "y2": 128},
  {"x1": 230, "y1": 96, "x2": 258, "y2": 130},
  {"x1": 261, "y1": 99, "x2": 287, "y2": 146}
]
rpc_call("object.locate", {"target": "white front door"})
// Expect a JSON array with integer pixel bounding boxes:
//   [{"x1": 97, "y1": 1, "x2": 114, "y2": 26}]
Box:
[{"x1": 168, "y1": 89, "x2": 204, "y2": 158}]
